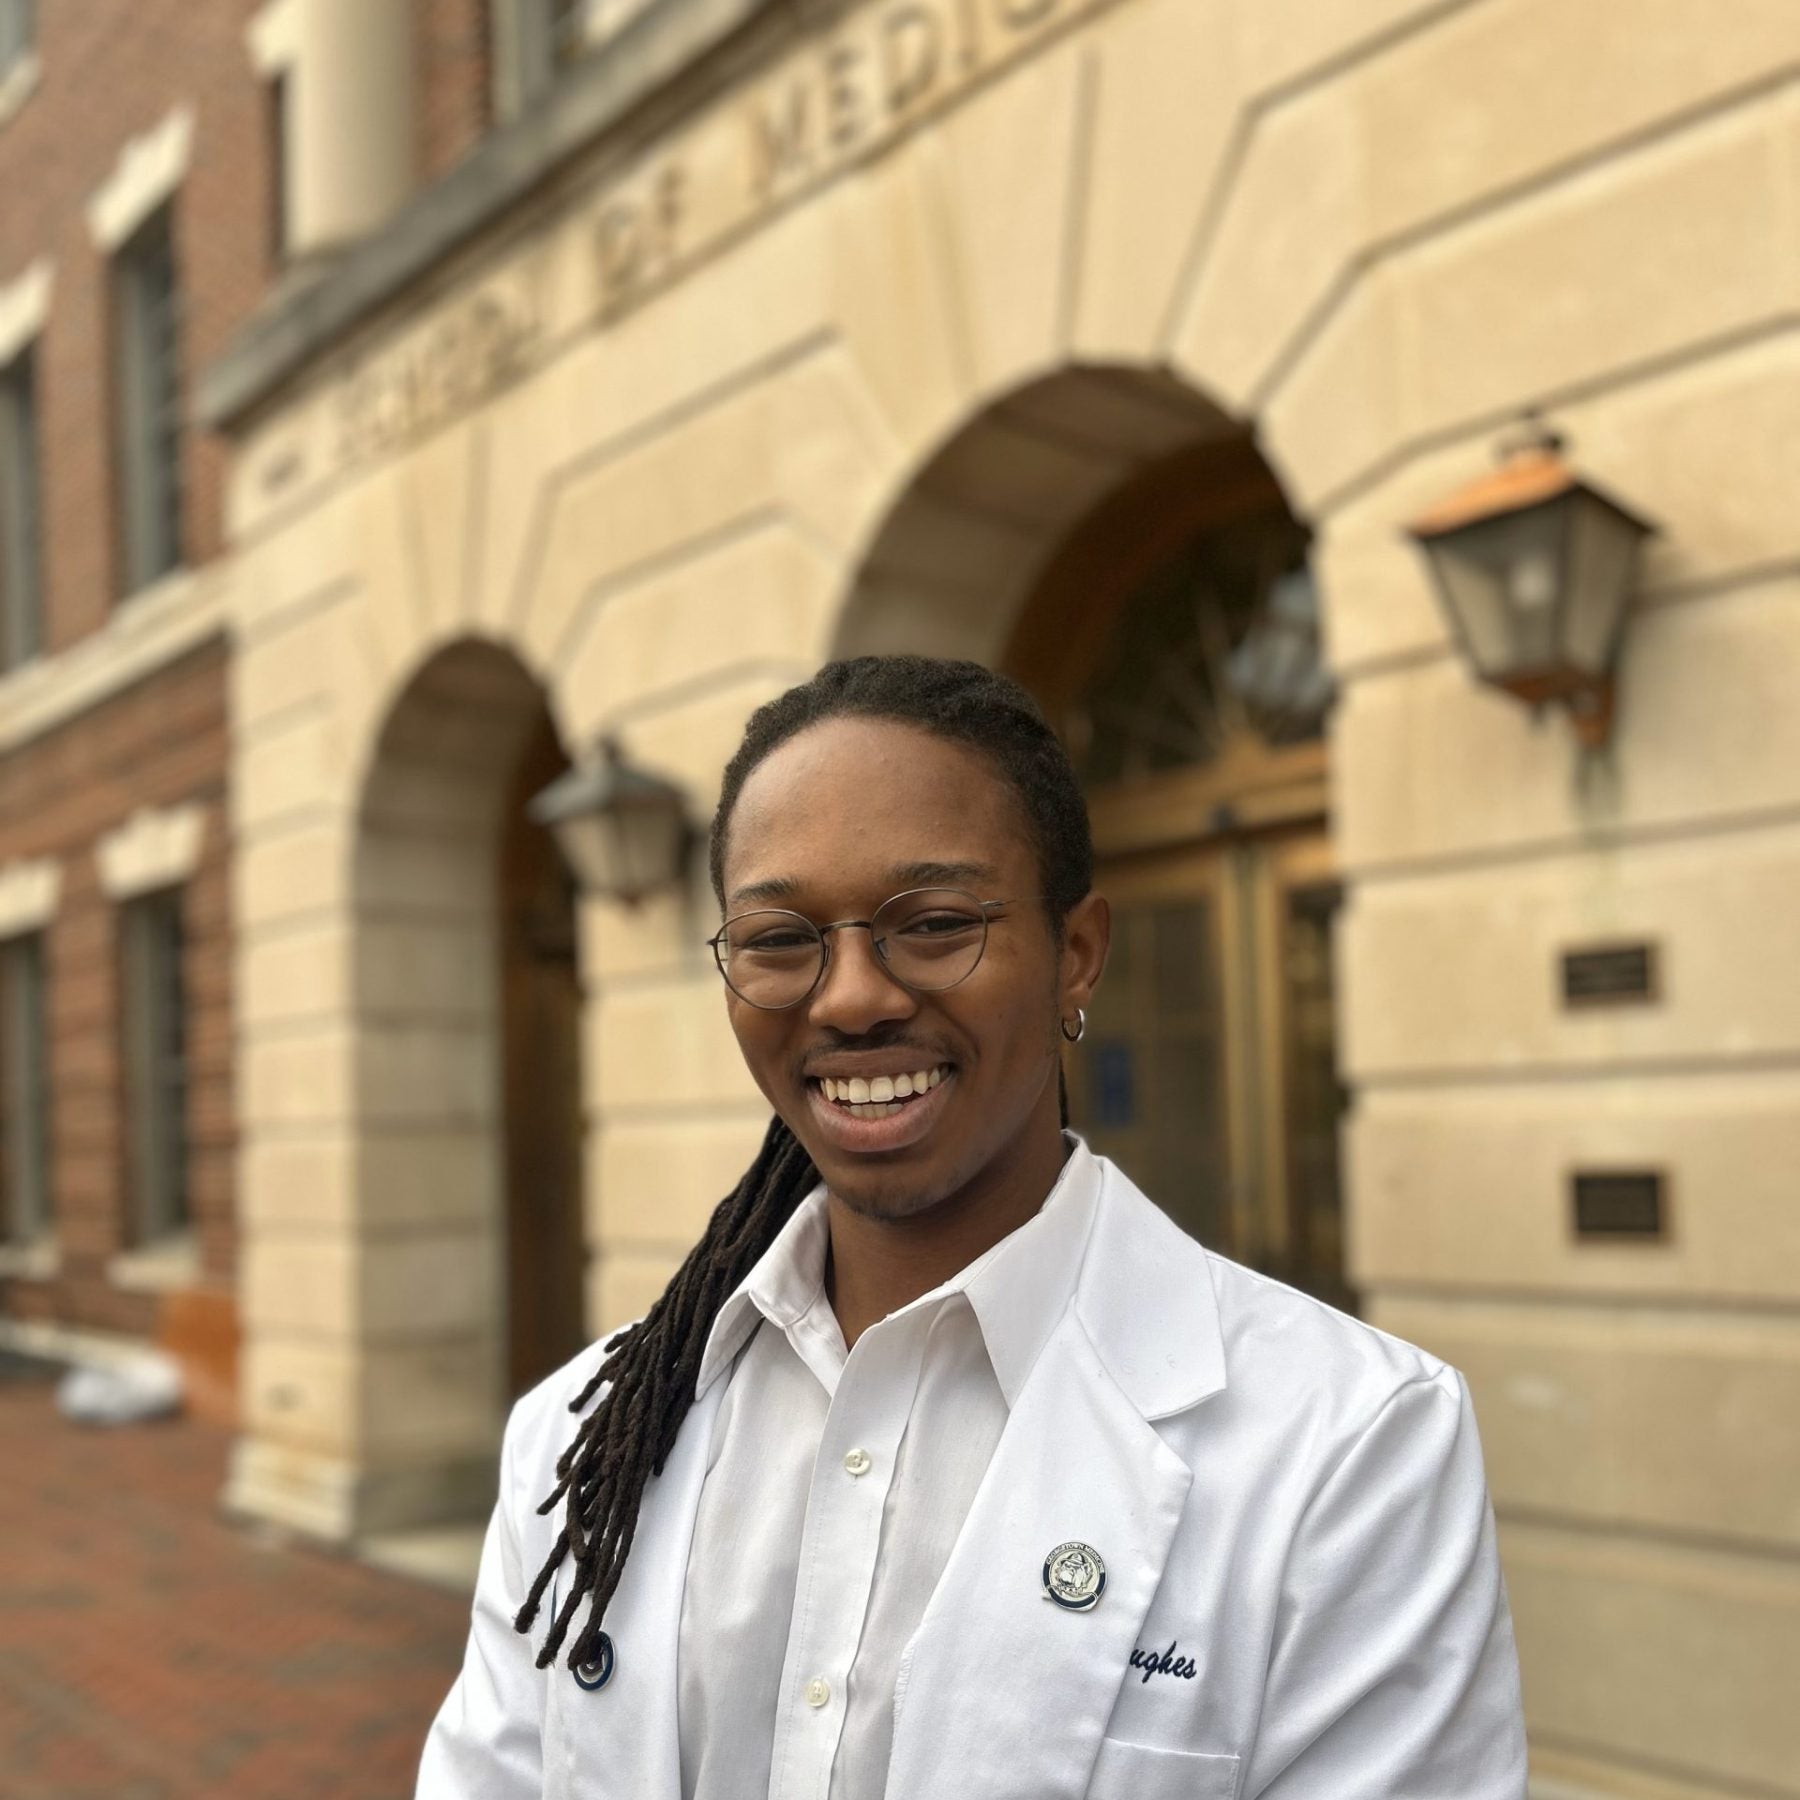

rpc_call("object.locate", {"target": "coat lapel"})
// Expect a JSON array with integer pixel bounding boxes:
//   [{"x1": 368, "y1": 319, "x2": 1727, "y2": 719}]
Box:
[
  {"x1": 883, "y1": 1312, "x2": 1195, "y2": 1800},
  {"x1": 555, "y1": 1379, "x2": 725, "y2": 1800},
  {"x1": 549, "y1": 1151, "x2": 1222, "y2": 1800}
]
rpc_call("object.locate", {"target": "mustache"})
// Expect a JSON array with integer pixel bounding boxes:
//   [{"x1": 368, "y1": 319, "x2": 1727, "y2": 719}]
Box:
[
  {"x1": 801, "y1": 1028, "x2": 945, "y2": 1055},
  {"x1": 796, "y1": 1028, "x2": 955, "y2": 1069}
]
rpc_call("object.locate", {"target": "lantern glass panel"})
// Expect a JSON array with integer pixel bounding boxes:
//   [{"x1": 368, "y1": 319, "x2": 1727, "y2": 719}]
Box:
[
  {"x1": 1562, "y1": 497, "x2": 1640, "y2": 676},
  {"x1": 1426, "y1": 502, "x2": 1569, "y2": 680},
  {"x1": 552, "y1": 812, "x2": 621, "y2": 896},
  {"x1": 614, "y1": 803, "x2": 687, "y2": 902}
]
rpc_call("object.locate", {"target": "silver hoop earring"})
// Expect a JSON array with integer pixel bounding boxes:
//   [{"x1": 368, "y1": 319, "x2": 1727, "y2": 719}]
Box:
[{"x1": 1060, "y1": 1007, "x2": 1086, "y2": 1044}]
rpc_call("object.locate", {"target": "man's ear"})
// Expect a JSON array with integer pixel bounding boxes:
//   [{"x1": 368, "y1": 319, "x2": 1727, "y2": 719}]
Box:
[{"x1": 1059, "y1": 890, "x2": 1110, "y2": 1016}]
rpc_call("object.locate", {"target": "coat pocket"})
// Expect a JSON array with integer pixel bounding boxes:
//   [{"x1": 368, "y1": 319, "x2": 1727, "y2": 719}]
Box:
[{"x1": 1087, "y1": 1737, "x2": 1240, "y2": 1800}]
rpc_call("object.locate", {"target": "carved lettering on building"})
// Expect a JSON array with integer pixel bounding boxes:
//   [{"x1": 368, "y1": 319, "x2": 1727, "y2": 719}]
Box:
[
  {"x1": 883, "y1": 5, "x2": 947, "y2": 113},
  {"x1": 256, "y1": 440, "x2": 306, "y2": 498},
  {"x1": 303, "y1": 0, "x2": 1100, "y2": 488},
  {"x1": 596, "y1": 166, "x2": 687, "y2": 314},
  {"x1": 749, "y1": 80, "x2": 814, "y2": 198},
  {"x1": 596, "y1": 0, "x2": 1097, "y2": 313},
  {"x1": 333, "y1": 285, "x2": 542, "y2": 467}
]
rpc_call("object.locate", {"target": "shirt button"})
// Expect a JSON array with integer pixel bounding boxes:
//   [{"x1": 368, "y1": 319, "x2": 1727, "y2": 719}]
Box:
[
  {"x1": 805, "y1": 1677, "x2": 831, "y2": 1708},
  {"x1": 842, "y1": 1447, "x2": 872, "y2": 1477}
]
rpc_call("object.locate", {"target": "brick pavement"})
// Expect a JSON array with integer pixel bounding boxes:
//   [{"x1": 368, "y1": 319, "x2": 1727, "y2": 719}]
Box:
[{"x1": 0, "y1": 1367, "x2": 472, "y2": 1799}]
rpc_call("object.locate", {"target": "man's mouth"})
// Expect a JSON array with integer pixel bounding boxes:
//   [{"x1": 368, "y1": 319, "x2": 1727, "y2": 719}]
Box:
[{"x1": 810, "y1": 1063, "x2": 952, "y2": 1120}]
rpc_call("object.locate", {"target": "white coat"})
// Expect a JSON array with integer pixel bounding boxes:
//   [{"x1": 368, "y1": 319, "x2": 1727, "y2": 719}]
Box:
[{"x1": 418, "y1": 1151, "x2": 1528, "y2": 1798}]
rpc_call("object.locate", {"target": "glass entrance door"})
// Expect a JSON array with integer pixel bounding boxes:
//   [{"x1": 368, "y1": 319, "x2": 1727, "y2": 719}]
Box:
[
  {"x1": 1070, "y1": 850, "x2": 1231, "y2": 1254},
  {"x1": 1067, "y1": 829, "x2": 1350, "y2": 1309}
]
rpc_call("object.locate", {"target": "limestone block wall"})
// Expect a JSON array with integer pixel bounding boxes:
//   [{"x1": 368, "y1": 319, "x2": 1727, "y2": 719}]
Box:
[
  {"x1": 1247, "y1": 7, "x2": 1800, "y2": 1792},
  {"x1": 213, "y1": 0, "x2": 1800, "y2": 1785}
]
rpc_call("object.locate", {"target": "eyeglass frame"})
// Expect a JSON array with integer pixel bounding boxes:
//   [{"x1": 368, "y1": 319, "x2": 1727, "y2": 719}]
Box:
[{"x1": 705, "y1": 886, "x2": 1050, "y2": 1011}]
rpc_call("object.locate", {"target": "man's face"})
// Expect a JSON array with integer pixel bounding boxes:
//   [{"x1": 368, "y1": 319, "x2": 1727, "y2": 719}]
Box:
[{"x1": 718, "y1": 715, "x2": 1104, "y2": 1222}]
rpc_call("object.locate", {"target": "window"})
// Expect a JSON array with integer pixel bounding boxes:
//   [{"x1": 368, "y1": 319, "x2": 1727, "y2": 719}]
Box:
[
  {"x1": 266, "y1": 71, "x2": 289, "y2": 268},
  {"x1": 0, "y1": 345, "x2": 41, "y2": 670},
  {"x1": 113, "y1": 205, "x2": 183, "y2": 596},
  {"x1": 494, "y1": 0, "x2": 591, "y2": 118},
  {"x1": 1070, "y1": 506, "x2": 1330, "y2": 787},
  {"x1": 548, "y1": 0, "x2": 589, "y2": 65},
  {"x1": 121, "y1": 889, "x2": 189, "y2": 1243},
  {"x1": 0, "y1": 931, "x2": 50, "y2": 1247},
  {"x1": 0, "y1": 0, "x2": 34, "y2": 73}
]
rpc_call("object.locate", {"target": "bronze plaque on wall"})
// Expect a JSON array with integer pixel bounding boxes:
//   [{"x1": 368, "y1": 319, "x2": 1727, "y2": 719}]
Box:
[
  {"x1": 1561, "y1": 942, "x2": 1658, "y2": 1007},
  {"x1": 1572, "y1": 1170, "x2": 1665, "y2": 1239}
]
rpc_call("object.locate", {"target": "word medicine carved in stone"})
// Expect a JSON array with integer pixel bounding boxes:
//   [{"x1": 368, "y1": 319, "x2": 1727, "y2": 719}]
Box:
[{"x1": 592, "y1": 0, "x2": 1106, "y2": 315}]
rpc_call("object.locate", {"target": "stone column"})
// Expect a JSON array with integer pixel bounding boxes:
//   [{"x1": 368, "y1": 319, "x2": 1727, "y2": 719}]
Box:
[{"x1": 289, "y1": 0, "x2": 414, "y2": 259}]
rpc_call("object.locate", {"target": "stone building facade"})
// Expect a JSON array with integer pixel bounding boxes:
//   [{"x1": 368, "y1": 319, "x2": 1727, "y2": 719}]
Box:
[{"x1": 14, "y1": 0, "x2": 1796, "y2": 1792}]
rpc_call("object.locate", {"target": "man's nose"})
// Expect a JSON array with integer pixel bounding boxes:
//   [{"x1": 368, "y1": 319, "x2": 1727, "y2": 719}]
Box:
[{"x1": 806, "y1": 925, "x2": 917, "y2": 1034}]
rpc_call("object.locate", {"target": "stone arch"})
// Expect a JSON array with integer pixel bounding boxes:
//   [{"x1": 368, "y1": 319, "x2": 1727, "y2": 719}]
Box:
[
  {"x1": 831, "y1": 363, "x2": 1246, "y2": 667},
  {"x1": 345, "y1": 634, "x2": 587, "y2": 1531}
]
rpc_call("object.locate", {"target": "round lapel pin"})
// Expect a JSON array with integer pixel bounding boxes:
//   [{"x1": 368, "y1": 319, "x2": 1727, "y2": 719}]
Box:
[
  {"x1": 573, "y1": 1631, "x2": 616, "y2": 1691},
  {"x1": 1042, "y1": 1541, "x2": 1107, "y2": 1611}
]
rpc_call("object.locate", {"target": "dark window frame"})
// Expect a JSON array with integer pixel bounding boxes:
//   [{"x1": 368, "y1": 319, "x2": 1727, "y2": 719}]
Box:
[
  {"x1": 112, "y1": 204, "x2": 185, "y2": 597},
  {"x1": 495, "y1": 0, "x2": 590, "y2": 117},
  {"x1": 120, "y1": 887, "x2": 190, "y2": 1245},
  {"x1": 0, "y1": 930, "x2": 51, "y2": 1247},
  {"x1": 266, "y1": 70, "x2": 289, "y2": 270},
  {"x1": 0, "y1": 0, "x2": 35, "y2": 72},
  {"x1": 0, "y1": 343, "x2": 42, "y2": 670}
]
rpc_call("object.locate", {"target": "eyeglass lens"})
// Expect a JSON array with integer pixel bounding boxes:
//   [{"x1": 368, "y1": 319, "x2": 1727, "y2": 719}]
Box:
[{"x1": 715, "y1": 888, "x2": 989, "y2": 1008}]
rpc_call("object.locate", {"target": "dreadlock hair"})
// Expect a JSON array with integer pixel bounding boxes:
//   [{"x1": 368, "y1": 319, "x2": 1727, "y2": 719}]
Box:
[{"x1": 514, "y1": 655, "x2": 1094, "y2": 1672}]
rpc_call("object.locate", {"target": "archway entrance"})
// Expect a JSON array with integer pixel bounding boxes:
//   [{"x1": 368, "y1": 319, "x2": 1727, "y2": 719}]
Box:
[
  {"x1": 836, "y1": 369, "x2": 1347, "y2": 1308},
  {"x1": 1008, "y1": 435, "x2": 1347, "y2": 1307},
  {"x1": 351, "y1": 638, "x2": 588, "y2": 1528}
]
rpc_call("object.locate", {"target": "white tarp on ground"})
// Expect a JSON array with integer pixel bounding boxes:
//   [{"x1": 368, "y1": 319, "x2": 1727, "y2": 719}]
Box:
[{"x1": 55, "y1": 1349, "x2": 184, "y2": 1425}]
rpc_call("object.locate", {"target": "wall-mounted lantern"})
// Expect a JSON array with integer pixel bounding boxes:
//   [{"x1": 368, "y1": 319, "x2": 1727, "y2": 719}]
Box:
[
  {"x1": 528, "y1": 736, "x2": 693, "y2": 905},
  {"x1": 1408, "y1": 423, "x2": 1655, "y2": 749}
]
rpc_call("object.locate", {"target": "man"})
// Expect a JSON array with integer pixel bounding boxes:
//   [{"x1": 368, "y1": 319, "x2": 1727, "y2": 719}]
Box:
[{"x1": 419, "y1": 655, "x2": 1527, "y2": 1798}]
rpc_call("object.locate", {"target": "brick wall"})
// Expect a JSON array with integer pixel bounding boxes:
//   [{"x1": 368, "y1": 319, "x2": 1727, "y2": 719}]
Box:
[
  {"x1": 0, "y1": 4, "x2": 262, "y2": 1335},
  {"x1": 0, "y1": 1, "x2": 271, "y2": 651},
  {"x1": 0, "y1": 641, "x2": 233, "y2": 1333},
  {"x1": 416, "y1": 0, "x2": 493, "y2": 187},
  {"x1": 0, "y1": 4, "x2": 502, "y2": 1346}
]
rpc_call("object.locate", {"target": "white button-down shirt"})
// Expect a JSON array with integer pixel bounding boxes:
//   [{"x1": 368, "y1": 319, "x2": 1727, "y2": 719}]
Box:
[{"x1": 677, "y1": 1141, "x2": 1099, "y2": 1800}]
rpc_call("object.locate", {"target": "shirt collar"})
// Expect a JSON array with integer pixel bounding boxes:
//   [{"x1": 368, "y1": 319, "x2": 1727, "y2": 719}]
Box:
[
  {"x1": 695, "y1": 1134, "x2": 1103, "y2": 1407},
  {"x1": 960, "y1": 1135, "x2": 1100, "y2": 1405}
]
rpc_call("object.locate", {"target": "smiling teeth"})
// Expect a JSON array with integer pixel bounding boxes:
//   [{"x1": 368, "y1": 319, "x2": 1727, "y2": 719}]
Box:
[{"x1": 820, "y1": 1066, "x2": 947, "y2": 1107}]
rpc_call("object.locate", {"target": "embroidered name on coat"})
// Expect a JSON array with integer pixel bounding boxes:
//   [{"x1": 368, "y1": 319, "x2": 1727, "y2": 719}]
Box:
[{"x1": 1129, "y1": 1641, "x2": 1198, "y2": 1684}]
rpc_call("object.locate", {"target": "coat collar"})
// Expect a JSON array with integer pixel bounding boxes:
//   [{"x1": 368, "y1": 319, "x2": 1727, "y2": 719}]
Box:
[
  {"x1": 690, "y1": 1134, "x2": 1226, "y2": 1423},
  {"x1": 1074, "y1": 1150, "x2": 1229, "y2": 1421}
]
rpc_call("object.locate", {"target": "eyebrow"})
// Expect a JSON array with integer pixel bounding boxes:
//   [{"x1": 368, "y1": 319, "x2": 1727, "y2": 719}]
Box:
[{"x1": 727, "y1": 860, "x2": 1000, "y2": 909}]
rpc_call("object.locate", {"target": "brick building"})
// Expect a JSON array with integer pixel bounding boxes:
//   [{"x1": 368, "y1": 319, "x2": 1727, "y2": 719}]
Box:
[
  {"x1": 0, "y1": 2, "x2": 270, "y2": 1362},
  {"x1": 0, "y1": 0, "x2": 497, "y2": 1381}
]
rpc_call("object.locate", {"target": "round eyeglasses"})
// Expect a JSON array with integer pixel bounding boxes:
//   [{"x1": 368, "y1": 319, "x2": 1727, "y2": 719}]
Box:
[{"x1": 706, "y1": 887, "x2": 1042, "y2": 1011}]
